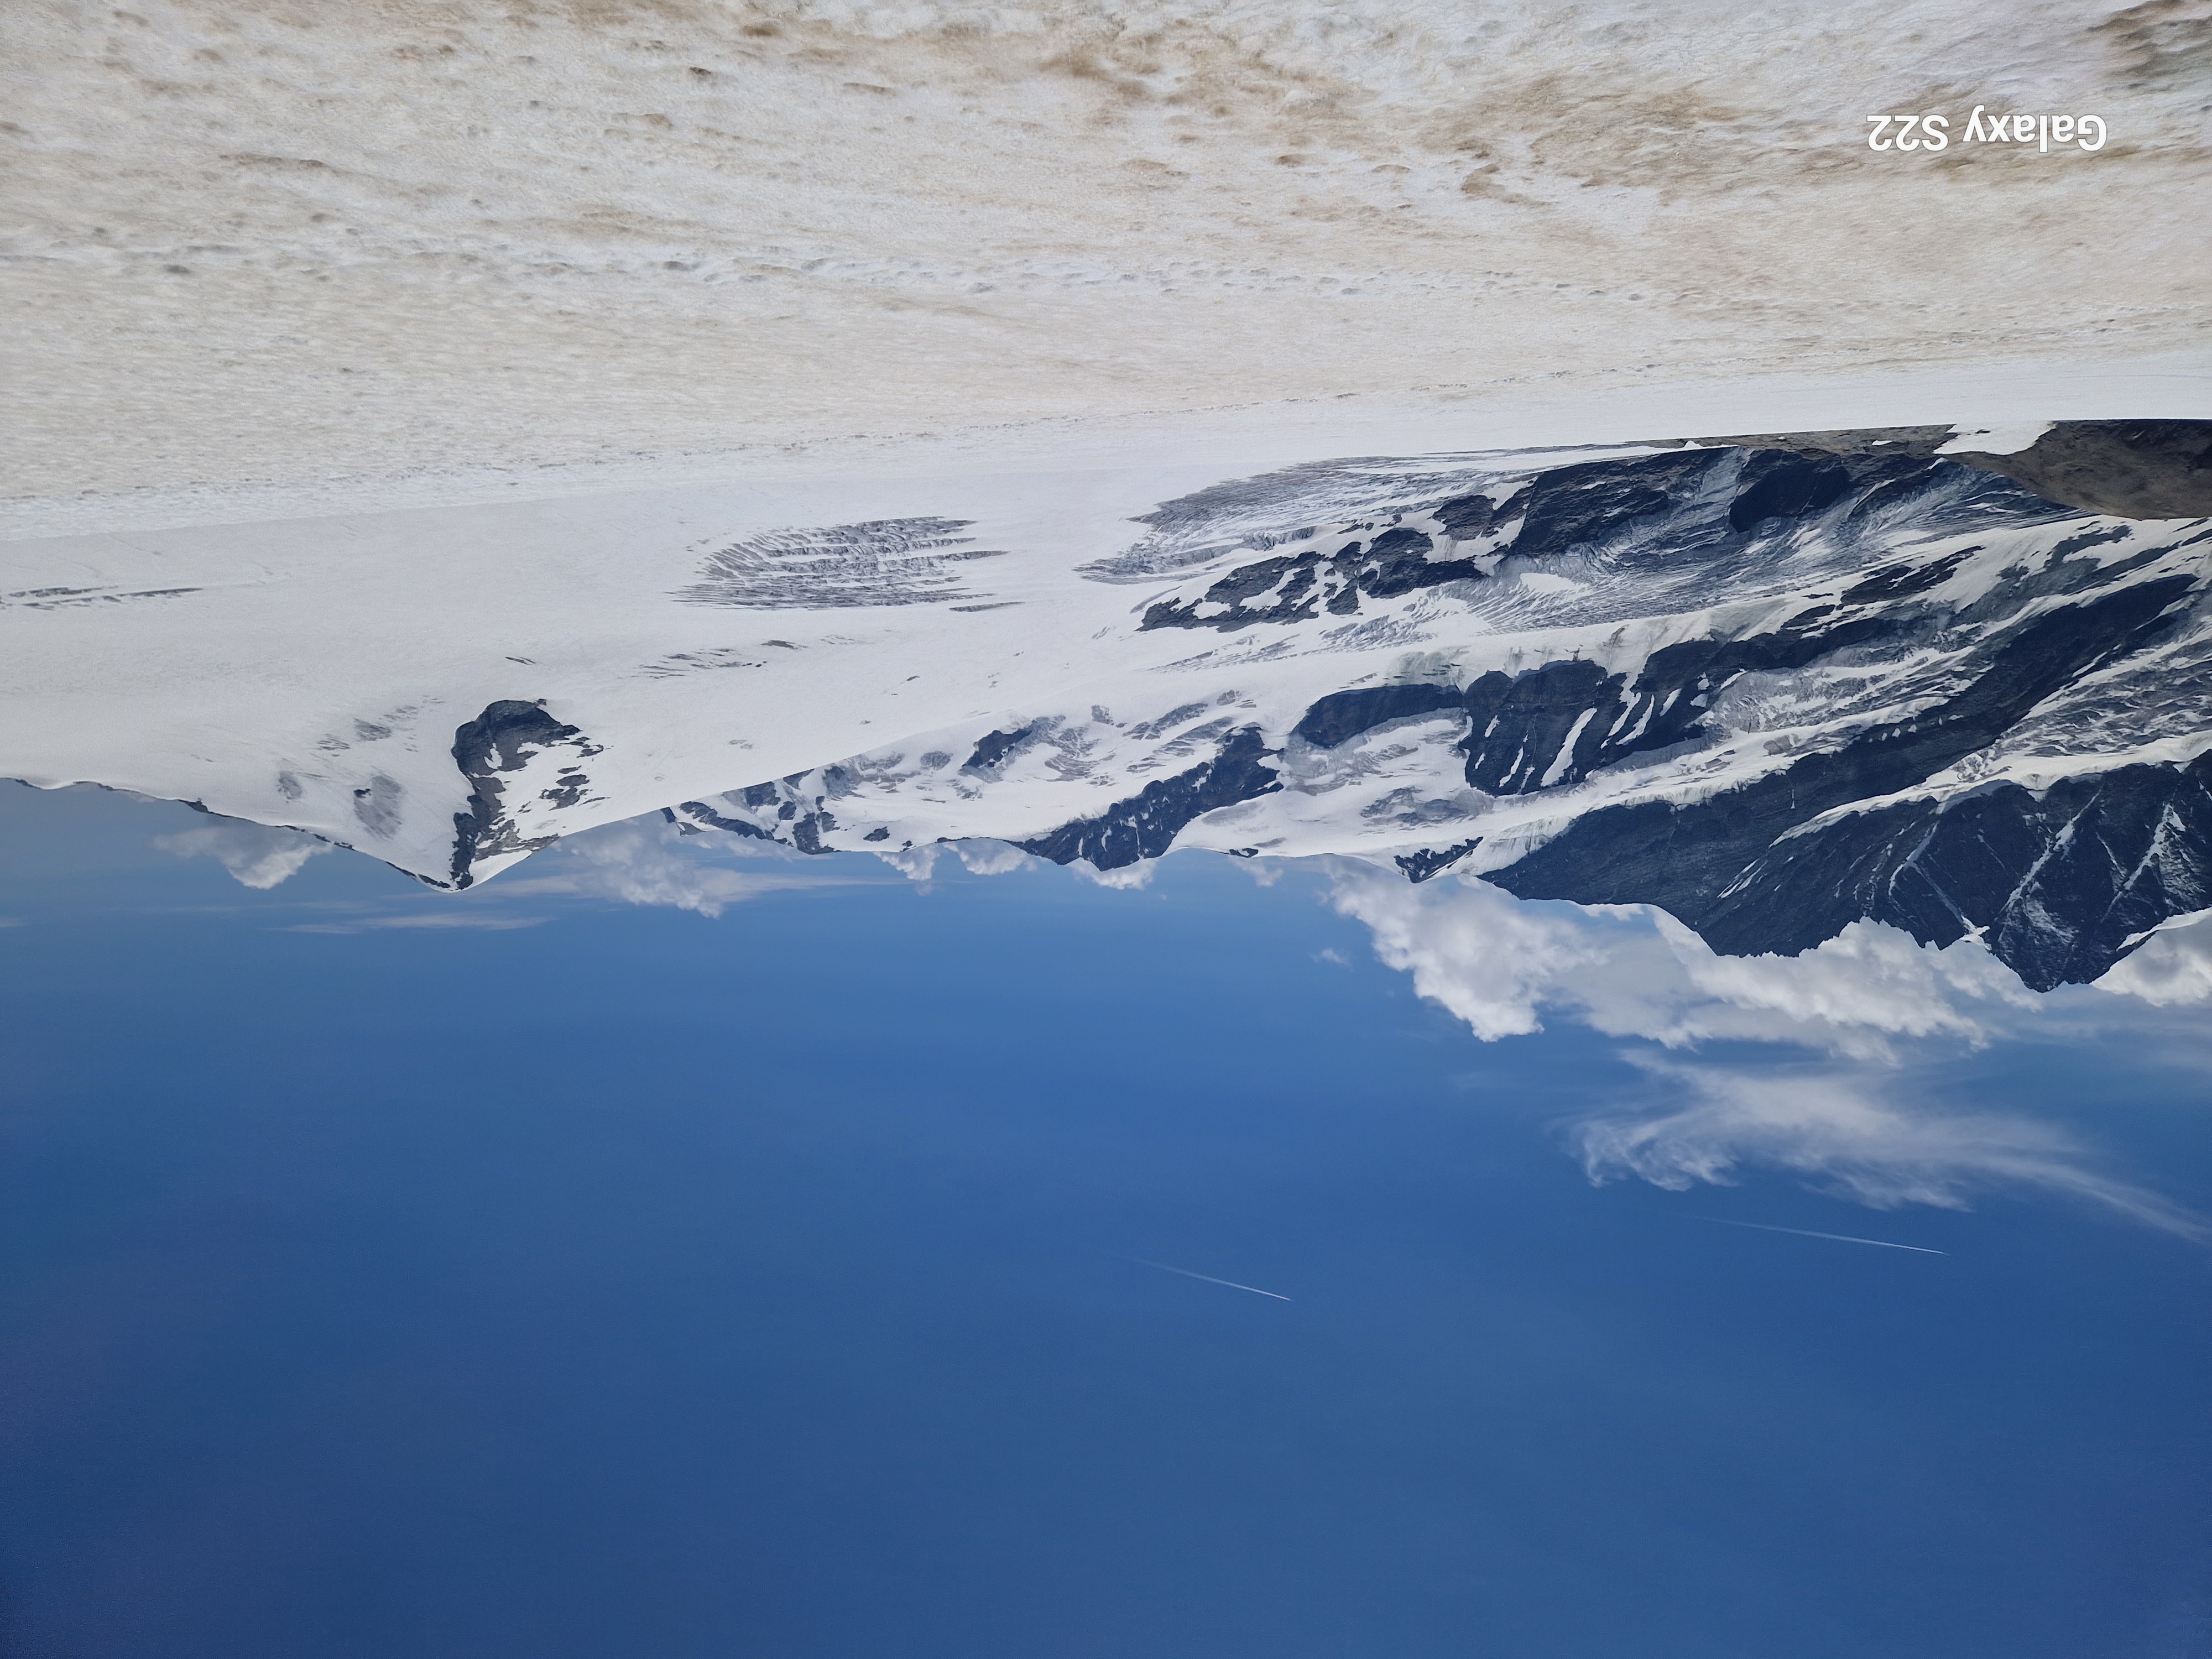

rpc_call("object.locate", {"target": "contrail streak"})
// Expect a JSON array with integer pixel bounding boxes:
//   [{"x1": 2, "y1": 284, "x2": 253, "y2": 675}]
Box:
[
  {"x1": 1126, "y1": 1257, "x2": 1293, "y2": 1301},
  {"x1": 1692, "y1": 1217, "x2": 1947, "y2": 1255}
]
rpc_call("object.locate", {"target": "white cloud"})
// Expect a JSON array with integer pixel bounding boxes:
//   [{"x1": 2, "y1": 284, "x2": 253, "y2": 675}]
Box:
[
  {"x1": 2096, "y1": 911, "x2": 2212, "y2": 1006},
  {"x1": 503, "y1": 818, "x2": 852, "y2": 916},
  {"x1": 1575, "y1": 1057, "x2": 2208, "y2": 1240},
  {"x1": 154, "y1": 818, "x2": 332, "y2": 889},
  {"x1": 677, "y1": 821, "x2": 830, "y2": 862},
  {"x1": 1073, "y1": 857, "x2": 1156, "y2": 891},
  {"x1": 874, "y1": 843, "x2": 942, "y2": 882},
  {"x1": 951, "y1": 838, "x2": 1033, "y2": 875},
  {"x1": 1322, "y1": 862, "x2": 2038, "y2": 1056},
  {"x1": 1624, "y1": 912, "x2": 2037, "y2": 1056},
  {"x1": 1322, "y1": 858, "x2": 2208, "y2": 1236},
  {"x1": 1324, "y1": 860, "x2": 1608, "y2": 1040},
  {"x1": 285, "y1": 912, "x2": 547, "y2": 934}
]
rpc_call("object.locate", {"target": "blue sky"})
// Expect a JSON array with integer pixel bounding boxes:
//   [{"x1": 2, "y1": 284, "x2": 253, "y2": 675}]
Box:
[{"x1": 4, "y1": 782, "x2": 2210, "y2": 1658}]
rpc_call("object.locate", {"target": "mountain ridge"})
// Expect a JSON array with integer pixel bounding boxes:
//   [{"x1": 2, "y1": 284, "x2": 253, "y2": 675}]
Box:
[{"x1": 9, "y1": 420, "x2": 2209, "y2": 990}]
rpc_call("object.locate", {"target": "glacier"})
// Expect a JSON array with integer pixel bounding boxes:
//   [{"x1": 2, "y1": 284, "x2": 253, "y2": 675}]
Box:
[{"x1": 4, "y1": 418, "x2": 2209, "y2": 992}]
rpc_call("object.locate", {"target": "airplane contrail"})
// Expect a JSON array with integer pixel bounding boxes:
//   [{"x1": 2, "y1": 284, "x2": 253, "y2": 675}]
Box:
[
  {"x1": 1126, "y1": 1257, "x2": 1293, "y2": 1301},
  {"x1": 1692, "y1": 1217, "x2": 1947, "y2": 1255}
]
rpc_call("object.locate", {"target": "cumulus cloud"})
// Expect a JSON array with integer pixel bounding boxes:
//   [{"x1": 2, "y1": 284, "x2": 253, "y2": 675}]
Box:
[
  {"x1": 874, "y1": 843, "x2": 943, "y2": 882},
  {"x1": 154, "y1": 818, "x2": 332, "y2": 889},
  {"x1": 1073, "y1": 858, "x2": 1156, "y2": 891},
  {"x1": 503, "y1": 819, "x2": 854, "y2": 916},
  {"x1": 1324, "y1": 860, "x2": 1610, "y2": 1040},
  {"x1": 1322, "y1": 859, "x2": 2206, "y2": 1235},
  {"x1": 1575, "y1": 1058, "x2": 2209, "y2": 1241},
  {"x1": 951, "y1": 839, "x2": 1034, "y2": 876},
  {"x1": 1321, "y1": 862, "x2": 2033, "y2": 1055},
  {"x1": 2096, "y1": 911, "x2": 2212, "y2": 1007},
  {"x1": 1621, "y1": 912, "x2": 2038, "y2": 1055}
]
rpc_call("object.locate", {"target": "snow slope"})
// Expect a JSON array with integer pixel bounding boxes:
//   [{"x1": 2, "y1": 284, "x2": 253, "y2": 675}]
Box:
[{"x1": 7, "y1": 0, "x2": 2211, "y2": 506}]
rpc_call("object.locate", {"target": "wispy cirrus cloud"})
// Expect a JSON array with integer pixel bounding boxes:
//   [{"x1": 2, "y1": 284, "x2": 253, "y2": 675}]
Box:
[
  {"x1": 1575, "y1": 1057, "x2": 2209, "y2": 1241},
  {"x1": 1317, "y1": 860, "x2": 2208, "y2": 1238},
  {"x1": 285, "y1": 912, "x2": 548, "y2": 935}
]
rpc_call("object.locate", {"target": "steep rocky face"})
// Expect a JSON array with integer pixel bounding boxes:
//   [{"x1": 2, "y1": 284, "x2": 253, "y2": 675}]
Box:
[
  {"x1": 1015, "y1": 727, "x2": 1282, "y2": 869},
  {"x1": 1481, "y1": 573, "x2": 2200, "y2": 989},
  {"x1": 447, "y1": 701, "x2": 606, "y2": 888},
  {"x1": 1131, "y1": 446, "x2": 1947, "y2": 633},
  {"x1": 1704, "y1": 752, "x2": 2212, "y2": 992},
  {"x1": 661, "y1": 425, "x2": 2211, "y2": 990},
  {"x1": 1934, "y1": 422, "x2": 2212, "y2": 521}
]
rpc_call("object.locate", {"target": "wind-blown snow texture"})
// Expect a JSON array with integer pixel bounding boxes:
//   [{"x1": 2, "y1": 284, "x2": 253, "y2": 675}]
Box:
[
  {"x1": 6, "y1": 421, "x2": 2210, "y2": 989},
  {"x1": 8, "y1": 1, "x2": 2211, "y2": 505}
]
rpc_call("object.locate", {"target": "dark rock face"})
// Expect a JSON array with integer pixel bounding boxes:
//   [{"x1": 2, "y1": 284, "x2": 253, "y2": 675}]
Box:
[
  {"x1": 1138, "y1": 535, "x2": 1501, "y2": 632},
  {"x1": 1396, "y1": 840, "x2": 1481, "y2": 883},
  {"x1": 448, "y1": 700, "x2": 603, "y2": 887},
  {"x1": 1129, "y1": 452, "x2": 1752, "y2": 632},
  {"x1": 1485, "y1": 577, "x2": 2198, "y2": 988},
  {"x1": 1726, "y1": 450, "x2": 1858, "y2": 530},
  {"x1": 963, "y1": 726, "x2": 1035, "y2": 774},
  {"x1": 676, "y1": 771, "x2": 843, "y2": 855},
  {"x1": 676, "y1": 799, "x2": 774, "y2": 841},
  {"x1": 1502, "y1": 450, "x2": 1722, "y2": 560},
  {"x1": 1134, "y1": 444, "x2": 2031, "y2": 635},
  {"x1": 1296, "y1": 611, "x2": 1898, "y2": 797},
  {"x1": 1293, "y1": 684, "x2": 1465, "y2": 748},
  {"x1": 1431, "y1": 492, "x2": 1499, "y2": 538},
  {"x1": 1691, "y1": 752, "x2": 2212, "y2": 992},
  {"x1": 1693, "y1": 426, "x2": 1957, "y2": 462},
  {"x1": 1458, "y1": 660, "x2": 1626, "y2": 792},
  {"x1": 1949, "y1": 421, "x2": 2212, "y2": 520},
  {"x1": 1135, "y1": 451, "x2": 1746, "y2": 632},
  {"x1": 1692, "y1": 420, "x2": 2212, "y2": 520},
  {"x1": 1019, "y1": 727, "x2": 1280, "y2": 870}
]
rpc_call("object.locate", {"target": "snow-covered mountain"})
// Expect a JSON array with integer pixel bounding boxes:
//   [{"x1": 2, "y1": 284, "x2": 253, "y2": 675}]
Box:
[
  {"x1": 653, "y1": 420, "x2": 2212, "y2": 989},
  {"x1": 7, "y1": 420, "x2": 2209, "y2": 990}
]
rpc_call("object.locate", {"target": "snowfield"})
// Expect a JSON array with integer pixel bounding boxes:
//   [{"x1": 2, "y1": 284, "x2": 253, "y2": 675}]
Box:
[{"x1": 7, "y1": 1, "x2": 2211, "y2": 509}]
